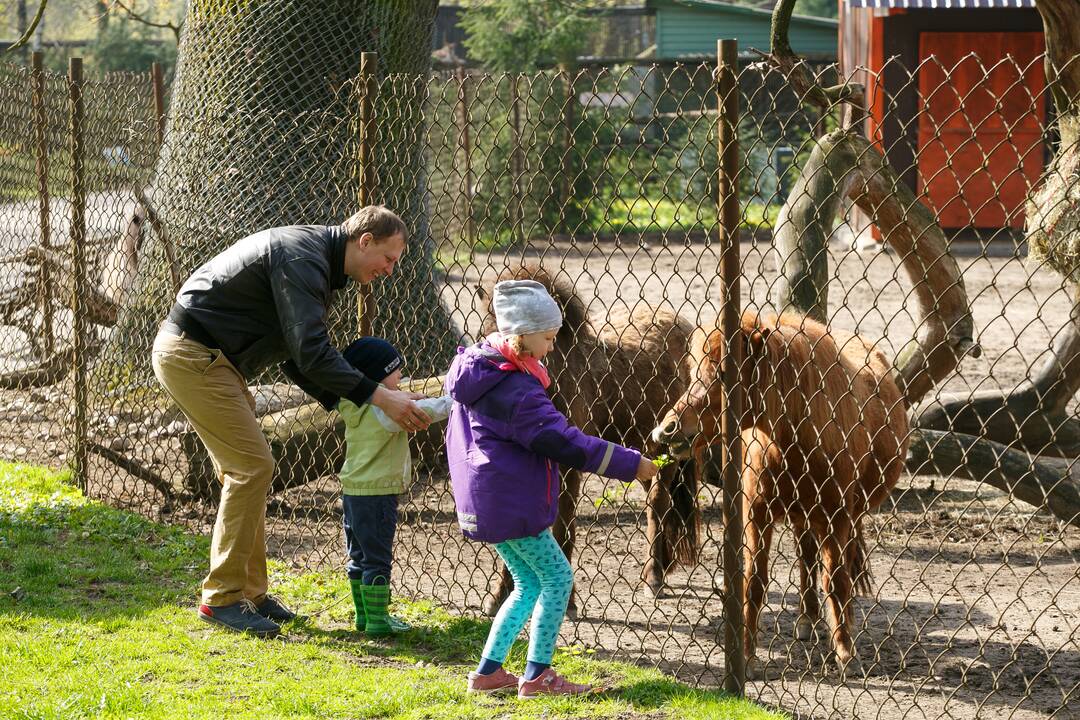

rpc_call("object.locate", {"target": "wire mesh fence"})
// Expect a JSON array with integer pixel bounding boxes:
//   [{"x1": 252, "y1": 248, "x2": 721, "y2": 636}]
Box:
[{"x1": 0, "y1": 39, "x2": 1078, "y2": 720}]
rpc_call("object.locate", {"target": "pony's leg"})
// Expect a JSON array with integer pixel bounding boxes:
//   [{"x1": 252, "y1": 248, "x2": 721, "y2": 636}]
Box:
[
  {"x1": 642, "y1": 468, "x2": 672, "y2": 597},
  {"x1": 818, "y1": 515, "x2": 861, "y2": 675},
  {"x1": 793, "y1": 518, "x2": 820, "y2": 641},
  {"x1": 742, "y1": 500, "x2": 773, "y2": 678},
  {"x1": 483, "y1": 567, "x2": 514, "y2": 618},
  {"x1": 552, "y1": 467, "x2": 582, "y2": 618}
]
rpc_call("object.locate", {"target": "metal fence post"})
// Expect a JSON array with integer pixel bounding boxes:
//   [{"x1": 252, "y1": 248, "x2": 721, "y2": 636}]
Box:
[
  {"x1": 68, "y1": 56, "x2": 88, "y2": 494},
  {"x1": 31, "y1": 51, "x2": 52, "y2": 356},
  {"x1": 357, "y1": 51, "x2": 377, "y2": 337},
  {"x1": 717, "y1": 37, "x2": 746, "y2": 696},
  {"x1": 151, "y1": 61, "x2": 166, "y2": 149}
]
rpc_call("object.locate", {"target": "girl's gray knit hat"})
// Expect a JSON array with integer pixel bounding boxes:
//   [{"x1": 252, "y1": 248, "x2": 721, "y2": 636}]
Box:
[{"x1": 492, "y1": 279, "x2": 563, "y2": 336}]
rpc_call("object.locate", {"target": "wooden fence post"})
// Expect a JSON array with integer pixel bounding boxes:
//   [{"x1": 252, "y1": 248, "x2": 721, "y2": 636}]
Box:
[
  {"x1": 357, "y1": 51, "x2": 377, "y2": 337},
  {"x1": 31, "y1": 51, "x2": 52, "y2": 356},
  {"x1": 510, "y1": 74, "x2": 524, "y2": 249},
  {"x1": 717, "y1": 37, "x2": 746, "y2": 697},
  {"x1": 151, "y1": 61, "x2": 166, "y2": 149},
  {"x1": 69, "y1": 56, "x2": 88, "y2": 494}
]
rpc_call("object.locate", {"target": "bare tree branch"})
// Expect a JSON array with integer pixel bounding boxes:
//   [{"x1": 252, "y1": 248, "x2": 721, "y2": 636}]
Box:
[
  {"x1": 111, "y1": 0, "x2": 182, "y2": 44},
  {"x1": 4, "y1": 0, "x2": 47, "y2": 55},
  {"x1": 764, "y1": 0, "x2": 863, "y2": 110}
]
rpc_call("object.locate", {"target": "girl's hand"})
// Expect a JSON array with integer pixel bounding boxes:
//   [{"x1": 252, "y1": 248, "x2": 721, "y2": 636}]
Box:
[{"x1": 637, "y1": 457, "x2": 660, "y2": 481}]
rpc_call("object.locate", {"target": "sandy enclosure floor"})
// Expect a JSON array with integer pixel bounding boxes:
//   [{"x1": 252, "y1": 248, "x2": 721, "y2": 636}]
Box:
[{"x1": 2, "y1": 236, "x2": 1078, "y2": 719}]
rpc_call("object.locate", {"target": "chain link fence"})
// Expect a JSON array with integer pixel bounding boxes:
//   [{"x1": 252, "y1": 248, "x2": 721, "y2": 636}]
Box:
[{"x1": 0, "y1": 41, "x2": 1078, "y2": 720}]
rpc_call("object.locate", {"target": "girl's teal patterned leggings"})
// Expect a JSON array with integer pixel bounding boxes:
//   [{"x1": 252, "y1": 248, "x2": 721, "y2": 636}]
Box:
[{"x1": 482, "y1": 528, "x2": 573, "y2": 665}]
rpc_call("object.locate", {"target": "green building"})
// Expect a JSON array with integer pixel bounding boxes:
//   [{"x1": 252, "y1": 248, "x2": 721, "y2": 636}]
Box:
[{"x1": 647, "y1": 0, "x2": 838, "y2": 60}]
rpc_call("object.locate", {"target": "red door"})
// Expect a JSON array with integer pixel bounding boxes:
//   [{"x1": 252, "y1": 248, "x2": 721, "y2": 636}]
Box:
[{"x1": 917, "y1": 31, "x2": 1045, "y2": 229}]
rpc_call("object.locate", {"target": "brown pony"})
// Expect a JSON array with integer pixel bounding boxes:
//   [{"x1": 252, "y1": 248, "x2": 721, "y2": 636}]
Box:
[
  {"x1": 478, "y1": 264, "x2": 701, "y2": 617},
  {"x1": 652, "y1": 312, "x2": 909, "y2": 675}
]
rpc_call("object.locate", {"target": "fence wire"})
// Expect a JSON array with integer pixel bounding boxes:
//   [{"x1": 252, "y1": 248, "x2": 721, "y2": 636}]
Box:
[{"x1": 0, "y1": 46, "x2": 1078, "y2": 720}]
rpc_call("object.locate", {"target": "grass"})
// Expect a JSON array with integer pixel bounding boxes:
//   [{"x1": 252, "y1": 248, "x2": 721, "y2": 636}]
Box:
[
  {"x1": 436, "y1": 196, "x2": 780, "y2": 268},
  {"x1": 0, "y1": 461, "x2": 786, "y2": 720}
]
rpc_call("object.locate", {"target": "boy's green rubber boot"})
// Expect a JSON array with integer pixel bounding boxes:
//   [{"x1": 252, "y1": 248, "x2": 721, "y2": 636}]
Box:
[
  {"x1": 360, "y1": 582, "x2": 411, "y2": 637},
  {"x1": 349, "y1": 579, "x2": 366, "y2": 632}
]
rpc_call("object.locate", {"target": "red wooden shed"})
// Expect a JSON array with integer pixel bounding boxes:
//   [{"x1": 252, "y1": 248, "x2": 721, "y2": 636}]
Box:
[{"x1": 838, "y1": 0, "x2": 1046, "y2": 232}]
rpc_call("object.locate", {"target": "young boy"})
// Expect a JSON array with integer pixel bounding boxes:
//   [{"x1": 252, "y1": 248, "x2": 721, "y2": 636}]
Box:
[{"x1": 335, "y1": 337, "x2": 451, "y2": 636}]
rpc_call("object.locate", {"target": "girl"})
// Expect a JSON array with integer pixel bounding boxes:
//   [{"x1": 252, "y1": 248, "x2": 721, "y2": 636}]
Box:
[{"x1": 444, "y1": 279, "x2": 659, "y2": 698}]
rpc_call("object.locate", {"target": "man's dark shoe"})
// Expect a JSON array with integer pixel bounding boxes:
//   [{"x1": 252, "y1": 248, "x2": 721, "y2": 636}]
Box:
[
  {"x1": 198, "y1": 600, "x2": 280, "y2": 638},
  {"x1": 254, "y1": 594, "x2": 298, "y2": 622}
]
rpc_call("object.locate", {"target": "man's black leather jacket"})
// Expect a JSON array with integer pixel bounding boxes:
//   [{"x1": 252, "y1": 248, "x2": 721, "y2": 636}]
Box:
[{"x1": 167, "y1": 224, "x2": 377, "y2": 407}]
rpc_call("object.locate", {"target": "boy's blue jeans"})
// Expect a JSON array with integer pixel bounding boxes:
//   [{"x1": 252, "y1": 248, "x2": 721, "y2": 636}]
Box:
[{"x1": 342, "y1": 494, "x2": 398, "y2": 585}]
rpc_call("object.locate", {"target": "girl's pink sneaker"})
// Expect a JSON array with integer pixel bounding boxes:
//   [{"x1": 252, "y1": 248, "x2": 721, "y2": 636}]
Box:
[
  {"x1": 466, "y1": 667, "x2": 520, "y2": 694},
  {"x1": 517, "y1": 668, "x2": 596, "y2": 698}
]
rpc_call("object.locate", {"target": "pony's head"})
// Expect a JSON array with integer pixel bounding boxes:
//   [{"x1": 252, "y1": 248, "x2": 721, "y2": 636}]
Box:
[{"x1": 651, "y1": 313, "x2": 774, "y2": 457}]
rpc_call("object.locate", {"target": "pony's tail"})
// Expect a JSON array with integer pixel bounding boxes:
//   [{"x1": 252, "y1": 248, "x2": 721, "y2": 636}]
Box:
[
  {"x1": 666, "y1": 457, "x2": 701, "y2": 566},
  {"x1": 849, "y1": 519, "x2": 873, "y2": 597}
]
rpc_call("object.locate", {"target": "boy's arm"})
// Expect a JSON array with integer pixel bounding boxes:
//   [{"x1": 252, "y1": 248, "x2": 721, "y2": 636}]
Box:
[
  {"x1": 508, "y1": 389, "x2": 640, "y2": 482},
  {"x1": 371, "y1": 395, "x2": 452, "y2": 433},
  {"x1": 417, "y1": 395, "x2": 452, "y2": 423}
]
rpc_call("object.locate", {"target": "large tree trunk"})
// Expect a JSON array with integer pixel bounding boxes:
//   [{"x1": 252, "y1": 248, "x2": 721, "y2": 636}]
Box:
[
  {"x1": 85, "y1": 0, "x2": 459, "y2": 497},
  {"x1": 771, "y1": 130, "x2": 976, "y2": 405},
  {"x1": 105, "y1": 0, "x2": 453, "y2": 385}
]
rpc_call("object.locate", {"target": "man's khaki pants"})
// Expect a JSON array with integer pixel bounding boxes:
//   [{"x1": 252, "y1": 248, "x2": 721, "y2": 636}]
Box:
[{"x1": 152, "y1": 330, "x2": 273, "y2": 607}]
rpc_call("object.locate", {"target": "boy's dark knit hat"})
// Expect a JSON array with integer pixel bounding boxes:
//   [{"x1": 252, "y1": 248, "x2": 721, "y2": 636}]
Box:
[{"x1": 342, "y1": 337, "x2": 404, "y2": 383}]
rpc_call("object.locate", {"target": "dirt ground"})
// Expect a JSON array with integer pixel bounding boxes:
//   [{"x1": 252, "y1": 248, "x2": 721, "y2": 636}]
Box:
[{"x1": 2, "y1": 234, "x2": 1078, "y2": 719}]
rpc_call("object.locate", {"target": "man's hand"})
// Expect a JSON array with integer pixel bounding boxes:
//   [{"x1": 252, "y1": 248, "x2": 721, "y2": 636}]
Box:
[
  {"x1": 636, "y1": 457, "x2": 660, "y2": 481},
  {"x1": 371, "y1": 386, "x2": 432, "y2": 433}
]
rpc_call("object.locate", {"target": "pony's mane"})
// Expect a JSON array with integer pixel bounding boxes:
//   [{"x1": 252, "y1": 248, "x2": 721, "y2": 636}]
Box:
[
  {"x1": 480, "y1": 264, "x2": 594, "y2": 344},
  {"x1": 734, "y1": 312, "x2": 852, "y2": 453}
]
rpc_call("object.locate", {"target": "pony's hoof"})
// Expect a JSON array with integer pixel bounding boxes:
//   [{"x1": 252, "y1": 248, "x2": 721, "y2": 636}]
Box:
[
  {"x1": 745, "y1": 655, "x2": 765, "y2": 680},
  {"x1": 834, "y1": 654, "x2": 864, "y2": 679},
  {"x1": 481, "y1": 596, "x2": 501, "y2": 618},
  {"x1": 795, "y1": 615, "x2": 816, "y2": 641}
]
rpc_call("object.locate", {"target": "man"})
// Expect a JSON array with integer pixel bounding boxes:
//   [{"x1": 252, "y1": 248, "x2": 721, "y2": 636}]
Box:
[{"x1": 151, "y1": 205, "x2": 432, "y2": 638}]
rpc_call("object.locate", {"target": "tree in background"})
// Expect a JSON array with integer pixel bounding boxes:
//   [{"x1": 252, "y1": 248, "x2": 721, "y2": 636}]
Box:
[
  {"x1": 460, "y1": 0, "x2": 596, "y2": 73},
  {"x1": 793, "y1": 0, "x2": 837, "y2": 19},
  {"x1": 87, "y1": 17, "x2": 175, "y2": 75},
  {"x1": 460, "y1": 0, "x2": 597, "y2": 238}
]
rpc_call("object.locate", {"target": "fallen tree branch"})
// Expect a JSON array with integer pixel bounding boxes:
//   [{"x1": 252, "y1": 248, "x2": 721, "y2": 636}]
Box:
[
  {"x1": 88, "y1": 441, "x2": 175, "y2": 504},
  {"x1": 906, "y1": 428, "x2": 1080, "y2": 529},
  {"x1": 0, "y1": 349, "x2": 74, "y2": 389},
  {"x1": 2, "y1": 246, "x2": 121, "y2": 326}
]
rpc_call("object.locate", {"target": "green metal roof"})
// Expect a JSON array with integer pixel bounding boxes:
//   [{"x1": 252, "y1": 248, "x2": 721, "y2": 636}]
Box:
[{"x1": 647, "y1": 0, "x2": 838, "y2": 59}]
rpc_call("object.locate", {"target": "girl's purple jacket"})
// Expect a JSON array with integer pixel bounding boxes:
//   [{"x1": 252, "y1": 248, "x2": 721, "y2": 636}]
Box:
[{"x1": 444, "y1": 342, "x2": 642, "y2": 544}]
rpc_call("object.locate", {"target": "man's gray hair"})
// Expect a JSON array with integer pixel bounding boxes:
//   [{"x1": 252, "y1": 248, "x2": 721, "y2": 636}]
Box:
[{"x1": 342, "y1": 205, "x2": 408, "y2": 243}]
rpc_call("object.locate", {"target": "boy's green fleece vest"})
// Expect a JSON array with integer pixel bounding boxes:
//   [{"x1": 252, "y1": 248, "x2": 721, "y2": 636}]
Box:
[{"x1": 337, "y1": 399, "x2": 410, "y2": 496}]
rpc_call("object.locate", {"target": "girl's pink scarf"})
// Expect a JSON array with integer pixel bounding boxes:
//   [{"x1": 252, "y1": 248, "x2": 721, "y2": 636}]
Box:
[{"x1": 485, "y1": 332, "x2": 551, "y2": 389}]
